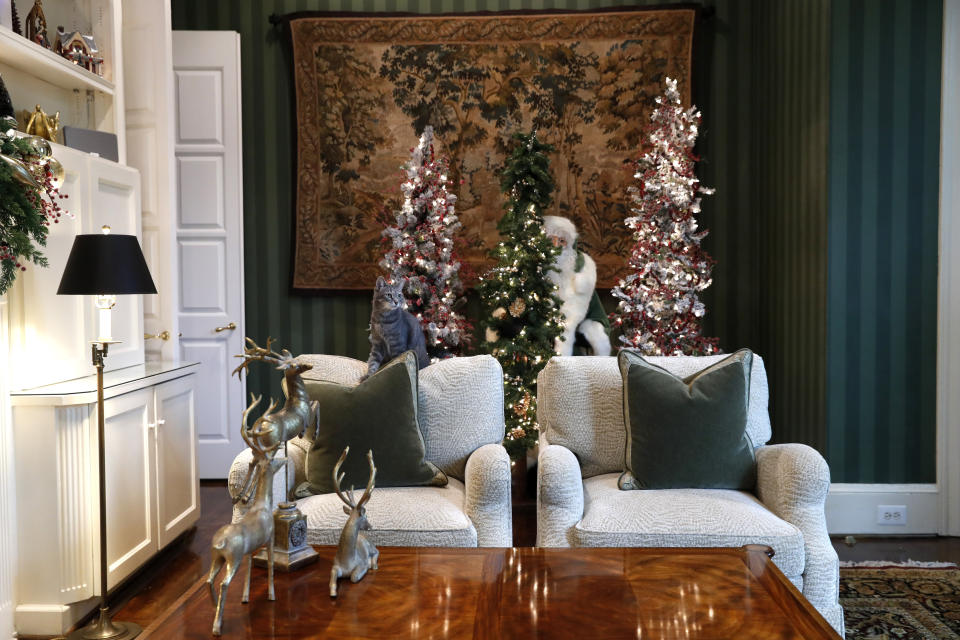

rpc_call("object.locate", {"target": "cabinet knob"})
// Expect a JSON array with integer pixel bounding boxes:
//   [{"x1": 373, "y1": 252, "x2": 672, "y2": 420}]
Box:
[
  {"x1": 214, "y1": 322, "x2": 237, "y2": 333},
  {"x1": 144, "y1": 330, "x2": 171, "y2": 341}
]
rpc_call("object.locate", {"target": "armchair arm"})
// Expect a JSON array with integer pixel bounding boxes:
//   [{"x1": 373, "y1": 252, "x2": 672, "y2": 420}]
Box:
[
  {"x1": 227, "y1": 447, "x2": 295, "y2": 523},
  {"x1": 536, "y1": 444, "x2": 584, "y2": 547},
  {"x1": 756, "y1": 444, "x2": 844, "y2": 634},
  {"x1": 464, "y1": 443, "x2": 512, "y2": 547}
]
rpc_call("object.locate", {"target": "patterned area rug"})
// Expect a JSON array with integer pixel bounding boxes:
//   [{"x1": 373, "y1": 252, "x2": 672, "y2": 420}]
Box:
[{"x1": 841, "y1": 564, "x2": 960, "y2": 639}]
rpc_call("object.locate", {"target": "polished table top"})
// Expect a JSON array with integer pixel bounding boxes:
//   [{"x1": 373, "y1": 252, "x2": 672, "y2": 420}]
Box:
[{"x1": 143, "y1": 545, "x2": 841, "y2": 639}]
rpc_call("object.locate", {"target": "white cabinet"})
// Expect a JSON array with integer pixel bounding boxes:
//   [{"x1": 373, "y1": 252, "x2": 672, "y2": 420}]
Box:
[
  {"x1": 10, "y1": 363, "x2": 199, "y2": 637},
  {"x1": 7, "y1": 144, "x2": 145, "y2": 388},
  {"x1": 103, "y1": 387, "x2": 156, "y2": 589},
  {"x1": 154, "y1": 376, "x2": 198, "y2": 547}
]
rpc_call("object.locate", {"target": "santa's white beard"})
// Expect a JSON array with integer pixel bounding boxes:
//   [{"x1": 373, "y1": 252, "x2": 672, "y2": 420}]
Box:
[{"x1": 548, "y1": 247, "x2": 578, "y2": 285}]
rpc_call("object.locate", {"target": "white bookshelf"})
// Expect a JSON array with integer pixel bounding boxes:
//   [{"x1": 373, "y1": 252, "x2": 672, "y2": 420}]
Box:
[
  {"x1": 0, "y1": 25, "x2": 114, "y2": 94},
  {"x1": 0, "y1": 0, "x2": 125, "y2": 162}
]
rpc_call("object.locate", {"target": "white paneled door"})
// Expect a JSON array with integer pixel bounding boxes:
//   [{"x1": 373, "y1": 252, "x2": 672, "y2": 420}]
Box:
[{"x1": 173, "y1": 31, "x2": 246, "y2": 478}]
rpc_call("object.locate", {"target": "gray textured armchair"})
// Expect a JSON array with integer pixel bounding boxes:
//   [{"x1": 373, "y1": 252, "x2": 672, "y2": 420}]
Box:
[
  {"x1": 536, "y1": 355, "x2": 843, "y2": 634},
  {"x1": 229, "y1": 354, "x2": 512, "y2": 547}
]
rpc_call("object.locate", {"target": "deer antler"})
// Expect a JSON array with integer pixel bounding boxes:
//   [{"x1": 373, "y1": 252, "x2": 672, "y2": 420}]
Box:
[
  {"x1": 235, "y1": 393, "x2": 263, "y2": 505},
  {"x1": 331, "y1": 447, "x2": 377, "y2": 510},
  {"x1": 250, "y1": 397, "x2": 280, "y2": 438},
  {"x1": 232, "y1": 336, "x2": 297, "y2": 378},
  {"x1": 356, "y1": 450, "x2": 376, "y2": 510},
  {"x1": 239, "y1": 393, "x2": 262, "y2": 450},
  {"x1": 332, "y1": 447, "x2": 355, "y2": 508}
]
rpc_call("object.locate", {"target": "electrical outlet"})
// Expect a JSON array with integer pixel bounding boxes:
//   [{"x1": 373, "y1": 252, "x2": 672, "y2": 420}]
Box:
[{"x1": 877, "y1": 505, "x2": 907, "y2": 525}]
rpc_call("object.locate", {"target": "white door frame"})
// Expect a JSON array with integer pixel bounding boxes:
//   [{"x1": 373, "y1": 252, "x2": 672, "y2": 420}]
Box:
[{"x1": 938, "y1": 0, "x2": 960, "y2": 537}]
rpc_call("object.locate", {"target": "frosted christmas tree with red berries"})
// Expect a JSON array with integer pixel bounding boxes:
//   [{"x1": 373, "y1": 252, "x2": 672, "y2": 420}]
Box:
[
  {"x1": 381, "y1": 126, "x2": 470, "y2": 358},
  {"x1": 610, "y1": 77, "x2": 719, "y2": 356}
]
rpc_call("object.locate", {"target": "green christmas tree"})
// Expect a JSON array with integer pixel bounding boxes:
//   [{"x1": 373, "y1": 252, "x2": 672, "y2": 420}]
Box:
[{"x1": 479, "y1": 131, "x2": 565, "y2": 459}]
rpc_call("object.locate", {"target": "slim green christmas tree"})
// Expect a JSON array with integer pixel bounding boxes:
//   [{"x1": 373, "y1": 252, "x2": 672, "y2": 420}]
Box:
[{"x1": 479, "y1": 131, "x2": 565, "y2": 459}]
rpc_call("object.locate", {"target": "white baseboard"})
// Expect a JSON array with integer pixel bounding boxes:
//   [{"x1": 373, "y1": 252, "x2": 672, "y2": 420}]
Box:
[
  {"x1": 14, "y1": 598, "x2": 96, "y2": 636},
  {"x1": 826, "y1": 484, "x2": 939, "y2": 535}
]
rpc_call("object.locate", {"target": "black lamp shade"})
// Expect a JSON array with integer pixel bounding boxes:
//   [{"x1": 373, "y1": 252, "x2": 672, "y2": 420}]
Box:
[{"x1": 57, "y1": 234, "x2": 158, "y2": 295}]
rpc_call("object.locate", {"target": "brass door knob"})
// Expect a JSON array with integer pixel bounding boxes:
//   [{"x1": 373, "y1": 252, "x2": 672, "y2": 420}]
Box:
[
  {"x1": 144, "y1": 330, "x2": 171, "y2": 341},
  {"x1": 214, "y1": 321, "x2": 237, "y2": 333}
]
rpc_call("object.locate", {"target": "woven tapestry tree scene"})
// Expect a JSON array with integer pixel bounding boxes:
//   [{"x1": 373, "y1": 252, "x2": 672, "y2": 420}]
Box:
[{"x1": 289, "y1": 9, "x2": 695, "y2": 290}]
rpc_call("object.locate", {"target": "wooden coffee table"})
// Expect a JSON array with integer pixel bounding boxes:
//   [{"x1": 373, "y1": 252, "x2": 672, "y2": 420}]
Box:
[{"x1": 141, "y1": 545, "x2": 840, "y2": 639}]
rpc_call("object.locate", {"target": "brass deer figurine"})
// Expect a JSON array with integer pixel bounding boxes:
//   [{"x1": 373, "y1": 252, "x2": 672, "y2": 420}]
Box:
[
  {"x1": 232, "y1": 337, "x2": 319, "y2": 503},
  {"x1": 329, "y1": 447, "x2": 379, "y2": 597},
  {"x1": 207, "y1": 395, "x2": 283, "y2": 636}
]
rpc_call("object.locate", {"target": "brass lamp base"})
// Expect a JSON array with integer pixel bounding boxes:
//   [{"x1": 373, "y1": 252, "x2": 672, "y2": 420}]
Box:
[
  {"x1": 67, "y1": 606, "x2": 142, "y2": 640},
  {"x1": 253, "y1": 502, "x2": 319, "y2": 571}
]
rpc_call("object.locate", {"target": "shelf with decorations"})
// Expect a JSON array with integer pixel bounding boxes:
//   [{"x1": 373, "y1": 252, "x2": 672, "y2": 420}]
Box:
[
  {"x1": 0, "y1": 26, "x2": 114, "y2": 94},
  {"x1": 0, "y1": 0, "x2": 123, "y2": 162}
]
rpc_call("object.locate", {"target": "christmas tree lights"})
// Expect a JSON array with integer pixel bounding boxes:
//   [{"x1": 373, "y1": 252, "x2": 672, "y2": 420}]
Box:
[
  {"x1": 610, "y1": 77, "x2": 719, "y2": 356},
  {"x1": 381, "y1": 126, "x2": 471, "y2": 358},
  {"x1": 479, "y1": 131, "x2": 565, "y2": 458}
]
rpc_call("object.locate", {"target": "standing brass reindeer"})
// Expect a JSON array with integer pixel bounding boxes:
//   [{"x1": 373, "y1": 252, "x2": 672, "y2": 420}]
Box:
[
  {"x1": 232, "y1": 337, "x2": 319, "y2": 503},
  {"x1": 329, "y1": 447, "x2": 379, "y2": 597},
  {"x1": 207, "y1": 395, "x2": 283, "y2": 636}
]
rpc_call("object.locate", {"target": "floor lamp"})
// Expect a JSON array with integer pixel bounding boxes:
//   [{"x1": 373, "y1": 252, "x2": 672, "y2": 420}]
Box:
[{"x1": 57, "y1": 226, "x2": 157, "y2": 640}]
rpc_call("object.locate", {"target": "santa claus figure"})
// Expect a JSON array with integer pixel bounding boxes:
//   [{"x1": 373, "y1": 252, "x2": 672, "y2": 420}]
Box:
[{"x1": 544, "y1": 216, "x2": 611, "y2": 357}]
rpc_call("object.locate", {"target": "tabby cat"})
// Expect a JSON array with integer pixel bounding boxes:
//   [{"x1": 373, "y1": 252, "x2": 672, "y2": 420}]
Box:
[{"x1": 364, "y1": 277, "x2": 430, "y2": 378}]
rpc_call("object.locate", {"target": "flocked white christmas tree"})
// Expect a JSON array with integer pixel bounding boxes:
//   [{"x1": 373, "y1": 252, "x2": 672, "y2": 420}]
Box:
[
  {"x1": 381, "y1": 126, "x2": 471, "y2": 358},
  {"x1": 610, "y1": 77, "x2": 720, "y2": 356}
]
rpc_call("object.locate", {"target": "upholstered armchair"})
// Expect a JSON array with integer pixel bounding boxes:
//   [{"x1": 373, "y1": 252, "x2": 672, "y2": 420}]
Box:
[
  {"x1": 228, "y1": 354, "x2": 512, "y2": 547},
  {"x1": 536, "y1": 355, "x2": 843, "y2": 634}
]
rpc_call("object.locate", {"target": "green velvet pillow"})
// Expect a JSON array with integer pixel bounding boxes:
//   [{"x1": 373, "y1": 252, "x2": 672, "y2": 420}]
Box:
[
  {"x1": 295, "y1": 351, "x2": 447, "y2": 496},
  {"x1": 618, "y1": 349, "x2": 756, "y2": 491}
]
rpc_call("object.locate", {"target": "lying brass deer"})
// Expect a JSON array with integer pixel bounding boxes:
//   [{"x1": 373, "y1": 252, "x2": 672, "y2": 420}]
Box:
[
  {"x1": 329, "y1": 447, "x2": 379, "y2": 597},
  {"x1": 207, "y1": 395, "x2": 283, "y2": 636},
  {"x1": 232, "y1": 337, "x2": 319, "y2": 503}
]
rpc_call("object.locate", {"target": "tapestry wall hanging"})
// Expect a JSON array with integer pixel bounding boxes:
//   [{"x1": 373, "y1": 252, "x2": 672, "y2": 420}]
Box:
[{"x1": 286, "y1": 8, "x2": 696, "y2": 290}]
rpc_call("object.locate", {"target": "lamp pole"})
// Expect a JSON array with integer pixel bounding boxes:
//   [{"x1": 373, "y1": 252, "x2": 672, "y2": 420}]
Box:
[{"x1": 70, "y1": 341, "x2": 141, "y2": 640}]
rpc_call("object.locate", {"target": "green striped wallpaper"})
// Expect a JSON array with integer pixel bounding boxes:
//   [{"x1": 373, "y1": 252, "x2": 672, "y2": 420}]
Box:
[
  {"x1": 171, "y1": 0, "x2": 943, "y2": 483},
  {"x1": 826, "y1": 0, "x2": 941, "y2": 483},
  {"x1": 752, "y1": 0, "x2": 830, "y2": 452}
]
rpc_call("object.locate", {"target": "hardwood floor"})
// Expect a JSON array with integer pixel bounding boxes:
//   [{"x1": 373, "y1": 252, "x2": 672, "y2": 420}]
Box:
[
  {"x1": 38, "y1": 479, "x2": 959, "y2": 638},
  {"x1": 831, "y1": 533, "x2": 960, "y2": 564}
]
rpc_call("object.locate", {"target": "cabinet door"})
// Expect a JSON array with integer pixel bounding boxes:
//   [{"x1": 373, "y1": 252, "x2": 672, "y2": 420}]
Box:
[
  {"x1": 102, "y1": 388, "x2": 156, "y2": 591},
  {"x1": 154, "y1": 376, "x2": 200, "y2": 548}
]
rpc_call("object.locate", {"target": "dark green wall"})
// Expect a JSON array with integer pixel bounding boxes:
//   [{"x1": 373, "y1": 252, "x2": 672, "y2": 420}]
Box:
[
  {"x1": 826, "y1": 0, "x2": 941, "y2": 483},
  {"x1": 752, "y1": 0, "x2": 831, "y2": 453},
  {"x1": 171, "y1": 0, "x2": 943, "y2": 483}
]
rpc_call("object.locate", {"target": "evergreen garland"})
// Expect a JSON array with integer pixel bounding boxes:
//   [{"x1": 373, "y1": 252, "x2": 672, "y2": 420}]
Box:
[
  {"x1": 0, "y1": 132, "x2": 67, "y2": 295},
  {"x1": 478, "y1": 131, "x2": 565, "y2": 458}
]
